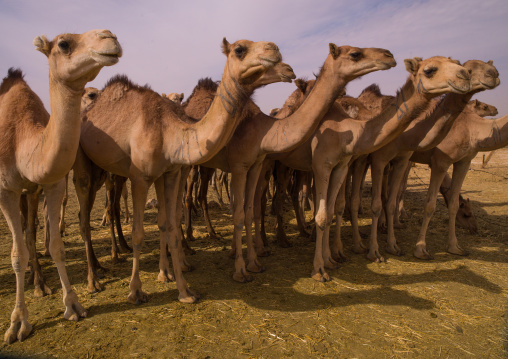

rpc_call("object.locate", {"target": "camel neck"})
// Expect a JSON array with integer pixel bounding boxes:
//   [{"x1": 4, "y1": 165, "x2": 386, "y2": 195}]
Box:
[
  {"x1": 260, "y1": 57, "x2": 348, "y2": 153},
  {"x1": 24, "y1": 76, "x2": 82, "y2": 184},
  {"x1": 171, "y1": 69, "x2": 250, "y2": 165},
  {"x1": 474, "y1": 114, "x2": 508, "y2": 151}
]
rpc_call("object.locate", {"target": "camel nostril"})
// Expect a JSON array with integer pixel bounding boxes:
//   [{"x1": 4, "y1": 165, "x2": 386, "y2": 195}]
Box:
[
  {"x1": 457, "y1": 69, "x2": 470, "y2": 80},
  {"x1": 486, "y1": 69, "x2": 498, "y2": 78},
  {"x1": 97, "y1": 31, "x2": 117, "y2": 40},
  {"x1": 385, "y1": 51, "x2": 394, "y2": 58},
  {"x1": 265, "y1": 42, "x2": 279, "y2": 51}
]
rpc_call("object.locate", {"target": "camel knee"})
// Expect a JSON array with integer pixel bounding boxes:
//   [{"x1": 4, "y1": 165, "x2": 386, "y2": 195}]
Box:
[{"x1": 371, "y1": 199, "x2": 383, "y2": 218}]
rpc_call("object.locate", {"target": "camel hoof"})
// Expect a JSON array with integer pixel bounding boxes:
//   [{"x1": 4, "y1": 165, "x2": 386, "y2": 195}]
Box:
[
  {"x1": 414, "y1": 249, "x2": 434, "y2": 260},
  {"x1": 353, "y1": 243, "x2": 368, "y2": 254},
  {"x1": 111, "y1": 254, "x2": 126, "y2": 264},
  {"x1": 366, "y1": 251, "x2": 385, "y2": 263},
  {"x1": 33, "y1": 283, "x2": 52, "y2": 298},
  {"x1": 256, "y1": 248, "x2": 271, "y2": 257},
  {"x1": 4, "y1": 321, "x2": 32, "y2": 344},
  {"x1": 178, "y1": 289, "x2": 200, "y2": 303},
  {"x1": 447, "y1": 246, "x2": 469, "y2": 256},
  {"x1": 311, "y1": 270, "x2": 330, "y2": 282},
  {"x1": 157, "y1": 270, "x2": 174, "y2": 283},
  {"x1": 386, "y1": 245, "x2": 404, "y2": 257},
  {"x1": 247, "y1": 260, "x2": 265, "y2": 273},
  {"x1": 233, "y1": 270, "x2": 253, "y2": 283},
  {"x1": 332, "y1": 253, "x2": 349, "y2": 263},
  {"x1": 324, "y1": 258, "x2": 339, "y2": 270},
  {"x1": 127, "y1": 290, "x2": 149, "y2": 305}
]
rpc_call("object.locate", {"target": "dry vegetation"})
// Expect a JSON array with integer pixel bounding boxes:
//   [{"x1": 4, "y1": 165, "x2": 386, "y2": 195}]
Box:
[{"x1": 0, "y1": 150, "x2": 507, "y2": 358}]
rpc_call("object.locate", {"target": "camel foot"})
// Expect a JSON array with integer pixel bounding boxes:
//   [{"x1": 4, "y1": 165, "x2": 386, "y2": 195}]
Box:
[
  {"x1": 413, "y1": 246, "x2": 434, "y2": 260},
  {"x1": 366, "y1": 250, "x2": 385, "y2": 263},
  {"x1": 127, "y1": 289, "x2": 149, "y2": 305},
  {"x1": 87, "y1": 277, "x2": 104, "y2": 293},
  {"x1": 228, "y1": 248, "x2": 236, "y2": 259},
  {"x1": 247, "y1": 259, "x2": 265, "y2": 273},
  {"x1": 299, "y1": 229, "x2": 311, "y2": 238},
  {"x1": 233, "y1": 269, "x2": 253, "y2": 283},
  {"x1": 119, "y1": 242, "x2": 132, "y2": 254},
  {"x1": 63, "y1": 291, "x2": 87, "y2": 321},
  {"x1": 353, "y1": 242, "x2": 368, "y2": 254},
  {"x1": 181, "y1": 260, "x2": 194, "y2": 273},
  {"x1": 324, "y1": 257, "x2": 339, "y2": 270},
  {"x1": 178, "y1": 288, "x2": 200, "y2": 304},
  {"x1": 4, "y1": 306, "x2": 32, "y2": 344},
  {"x1": 385, "y1": 244, "x2": 404, "y2": 256},
  {"x1": 311, "y1": 268, "x2": 331, "y2": 282},
  {"x1": 33, "y1": 280, "x2": 52, "y2": 298},
  {"x1": 447, "y1": 245, "x2": 469, "y2": 256},
  {"x1": 332, "y1": 251, "x2": 349, "y2": 263},
  {"x1": 157, "y1": 269, "x2": 174, "y2": 283},
  {"x1": 111, "y1": 253, "x2": 126, "y2": 264},
  {"x1": 256, "y1": 247, "x2": 271, "y2": 257}
]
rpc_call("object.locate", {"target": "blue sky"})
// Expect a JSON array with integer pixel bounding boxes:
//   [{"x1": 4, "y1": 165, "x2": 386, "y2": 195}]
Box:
[{"x1": 1, "y1": 0, "x2": 507, "y2": 116}]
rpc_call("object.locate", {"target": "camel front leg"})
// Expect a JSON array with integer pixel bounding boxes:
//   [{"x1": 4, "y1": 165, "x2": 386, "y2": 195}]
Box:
[
  {"x1": 384, "y1": 156, "x2": 411, "y2": 256},
  {"x1": 331, "y1": 180, "x2": 348, "y2": 262},
  {"x1": 446, "y1": 160, "x2": 471, "y2": 256},
  {"x1": 350, "y1": 157, "x2": 368, "y2": 254},
  {"x1": 163, "y1": 170, "x2": 199, "y2": 303},
  {"x1": 44, "y1": 181, "x2": 87, "y2": 322},
  {"x1": 154, "y1": 177, "x2": 174, "y2": 283},
  {"x1": 414, "y1": 164, "x2": 448, "y2": 260},
  {"x1": 244, "y1": 160, "x2": 266, "y2": 273},
  {"x1": 59, "y1": 173, "x2": 68, "y2": 236},
  {"x1": 229, "y1": 169, "x2": 252, "y2": 282},
  {"x1": 274, "y1": 163, "x2": 292, "y2": 248},
  {"x1": 367, "y1": 161, "x2": 387, "y2": 262},
  {"x1": 253, "y1": 160, "x2": 273, "y2": 255},
  {"x1": 1, "y1": 189, "x2": 32, "y2": 344},
  {"x1": 199, "y1": 168, "x2": 219, "y2": 239}
]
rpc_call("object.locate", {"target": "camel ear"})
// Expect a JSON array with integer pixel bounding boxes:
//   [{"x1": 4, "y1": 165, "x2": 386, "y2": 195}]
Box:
[
  {"x1": 448, "y1": 57, "x2": 461, "y2": 65},
  {"x1": 33, "y1": 35, "x2": 50, "y2": 57},
  {"x1": 295, "y1": 79, "x2": 307, "y2": 93},
  {"x1": 488, "y1": 60, "x2": 494, "y2": 65},
  {"x1": 404, "y1": 58, "x2": 421, "y2": 76},
  {"x1": 329, "y1": 43, "x2": 341, "y2": 59},
  {"x1": 474, "y1": 99, "x2": 480, "y2": 106},
  {"x1": 161, "y1": 93, "x2": 166, "y2": 97},
  {"x1": 222, "y1": 38, "x2": 231, "y2": 55},
  {"x1": 180, "y1": 93, "x2": 184, "y2": 101}
]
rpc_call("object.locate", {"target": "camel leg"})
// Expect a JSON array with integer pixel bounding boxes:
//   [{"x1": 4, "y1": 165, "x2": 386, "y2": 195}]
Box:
[
  {"x1": 367, "y1": 160, "x2": 387, "y2": 262},
  {"x1": 253, "y1": 160, "x2": 272, "y2": 255},
  {"x1": 394, "y1": 161, "x2": 412, "y2": 227},
  {"x1": 414, "y1": 163, "x2": 449, "y2": 260},
  {"x1": 446, "y1": 160, "x2": 471, "y2": 256},
  {"x1": 274, "y1": 163, "x2": 292, "y2": 248},
  {"x1": 154, "y1": 177, "x2": 174, "y2": 283},
  {"x1": 350, "y1": 156, "x2": 368, "y2": 254},
  {"x1": 163, "y1": 170, "x2": 198, "y2": 303},
  {"x1": 292, "y1": 170, "x2": 310, "y2": 237},
  {"x1": 244, "y1": 160, "x2": 266, "y2": 273},
  {"x1": 325, "y1": 163, "x2": 349, "y2": 267},
  {"x1": 59, "y1": 173, "x2": 68, "y2": 236},
  {"x1": 229, "y1": 169, "x2": 252, "y2": 282},
  {"x1": 104, "y1": 175, "x2": 122, "y2": 263},
  {"x1": 176, "y1": 166, "x2": 195, "y2": 265},
  {"x1": 384, "y1": 157, "x2": 411, "y2": 256},
  {"x1": 121, "y1": 181, "x2": 130, "y2": 224},
  {"x1": 331, "y1": 180, "x2": 348, "y2": 262},
  {"x1": 184, "y1": 166, "x2": 197, "y2": 242},
  {"x1": 311, "y1": 164, "x2": 335, "y2": 282},
  {"x1": 199, "y1": 168, "x2": 219, "y2": 239},
  {"x1": 210, "y1": 170, "x2": 225, "y2": 207},
  {"x1": 25, "y1": 191, "x2": 52, "y2": 297},
  {"x1": 42, "y1": 197, "x2": 51, "y2": 256},
  {"x1": 113, "y1": 176, "x2": 131, "y2": 253},
  {"x1": 1, "y1": 189, "x2": 33, "y2": 343},
  {"x1": 44, "y1": 181, "x2": 87, "y2": 320}
]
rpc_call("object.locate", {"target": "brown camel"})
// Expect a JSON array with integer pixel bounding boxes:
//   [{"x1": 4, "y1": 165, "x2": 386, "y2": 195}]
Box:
[
  {"x1": 348, "y1": 60, "x2": 499, "y2": 262},
  {"x1": 0, "y1": 29, "x2": 121, "y2": 344},
  {"x1": 195, "y1": 45, "x2": 396, "y2": 283},
  {"x1": 76, "y1": 38, "x2": 293, "y2": 304},
  {"x1": 408, "y1": 98, "x2": 506, "y2": 259},
  {"x1": 264, "y1": 56, "x2": 471, "y2": 281}
]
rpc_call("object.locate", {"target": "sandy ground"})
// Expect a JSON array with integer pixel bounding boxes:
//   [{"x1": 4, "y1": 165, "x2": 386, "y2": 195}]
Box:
[{"x1": 0, "y1": 149, "x2": 506, "y2": 359}]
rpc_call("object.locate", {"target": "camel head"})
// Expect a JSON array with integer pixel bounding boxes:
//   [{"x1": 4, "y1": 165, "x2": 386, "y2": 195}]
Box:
[
  {"x1": 456, "y1": 197, "x2": 478, "y2": 234},
  {"x1": 463, "y1": 60, "x2": 500, "y2": 92},
  {"x1": 167, "y1": 93, "x2": 185, "y2": 104},
  {"x1": 81, "y1": 87, "x2": 102, "y2": 112},
  {"x1": 469, "y1": 99, "x2": 498, "y2": 117},
  {"x1": 33, "y1": 29, "x2": 122, "y2": 91},
  {"x1": 324, "y1": 45, "x2": 397, "y2": 82},
  {"x1": 221, "y1": 38, "x2": 291, "y2": 90},
  {"x1": 404, "y1": 56, "x2": 471, "y2": 96}
]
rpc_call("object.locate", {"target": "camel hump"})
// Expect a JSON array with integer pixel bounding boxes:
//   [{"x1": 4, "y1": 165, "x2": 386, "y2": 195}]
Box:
[
  {"x1": 360, "y1": 83, "x2": 382, "y2": 97},
  {"x1": 0, "y1": 68, "x2": 26, "y2": 96}
]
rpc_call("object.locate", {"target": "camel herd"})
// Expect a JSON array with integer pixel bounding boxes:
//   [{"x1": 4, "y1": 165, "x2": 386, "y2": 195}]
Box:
[{"x1": 0, "y1": 29, "x2": 505, "y2": 344}]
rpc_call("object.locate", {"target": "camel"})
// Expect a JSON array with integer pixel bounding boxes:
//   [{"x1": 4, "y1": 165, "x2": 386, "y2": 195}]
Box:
[
  {"x1": 0, "y1": 29, "x2": 121, "y2": 344},
  {"x1": 166, "y1": 92, "x2": 184, "y2": 104},
  {"x1": 193, "y1": 45, "x2": 396, "y2": 283},
  {"x1": 408, "y1": 98, "x2": 506, "y2": 259},
  {"x1": 263, "y1": 56, "x2": 471, "y2": 281},
  {"x1": 75, "y1": 38, "x2": 294, "y2": 304},
  {"x1": 348, "y1": 60, "x2": 499, "y2": 262}
]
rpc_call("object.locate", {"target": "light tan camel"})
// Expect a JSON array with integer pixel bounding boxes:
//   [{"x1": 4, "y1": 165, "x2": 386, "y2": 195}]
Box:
[
  {"x1": 196, "y1": 45, "x2": 396, "y2": 282},
  {"x1": 348, "y1": 60, "x2": 499, "y2": 262},
  {"x1": 76, "y1": 38, "x2": 293, "y2": 303},
  {"x1": 265, "y1": 56, "x2": 471, "y2": 281},
  {"x1": 409, "y1": 99, "x2": 506, "y2": 259},
  {"x1": 166, "y1": 92, "x2": 184, "y2": 104},
  {"x1": 0, "y1": 29, "x2": 121, "y2": 344}
]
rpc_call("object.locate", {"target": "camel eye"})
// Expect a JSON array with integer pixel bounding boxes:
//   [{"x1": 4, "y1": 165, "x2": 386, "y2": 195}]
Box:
[
  {"x1": 88, "y1": 93, "x2": 96, "y2": 100},
  {"x1": 58, "y1": 40, "x2": 70, "y2": 52},
  {"x1": 350, "y1": 52, "x2": 362, "y2": 61},
  {"x1": 423, "y1": 67, "x2": 437, "y2": 77},
  {"x1": 234, "y1": 46, "x2": 245, "y2": 57}
]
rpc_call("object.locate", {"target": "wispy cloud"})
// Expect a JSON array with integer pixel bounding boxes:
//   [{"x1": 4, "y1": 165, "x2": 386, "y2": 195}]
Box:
[{"x1": 1, "y1": 0, "x2": 506, "y2": 115}]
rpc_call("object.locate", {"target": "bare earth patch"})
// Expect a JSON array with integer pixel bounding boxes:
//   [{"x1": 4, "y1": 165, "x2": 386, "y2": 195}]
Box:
[{"x1": 0, "y1": 149, "x2": 506, "y2": 358}]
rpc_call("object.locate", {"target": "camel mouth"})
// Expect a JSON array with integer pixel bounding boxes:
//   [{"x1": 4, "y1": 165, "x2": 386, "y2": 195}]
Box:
[
  {"x1": 91, "y1": 49, "x2": 121, "y2": 65},
  {"x1": 447, "y1": 80, "x2": 470, "y2": 94},
  {"x1": 479, "y1": 77, "x2": 500, "y2": 89},
  {"x1": 280, "y1": 73, "x2": 295, "y2": 83}
]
